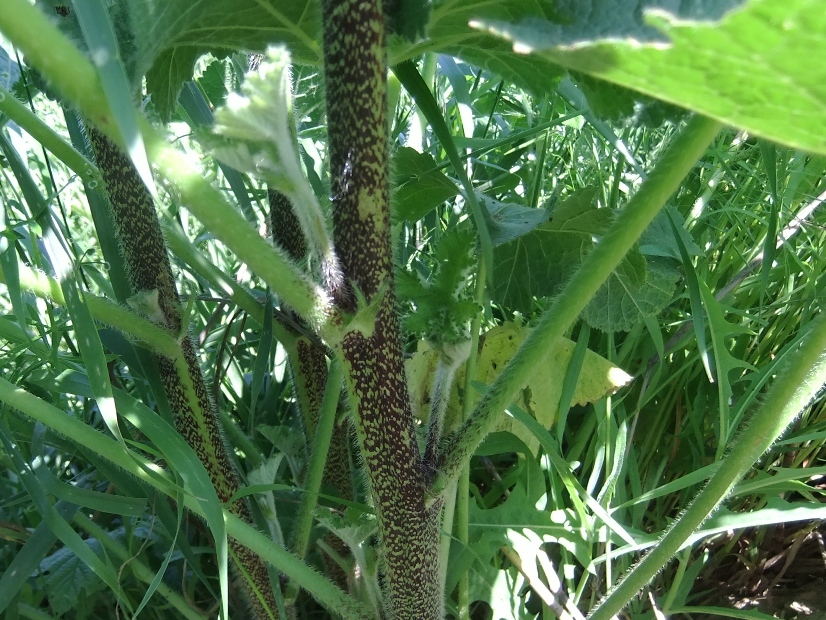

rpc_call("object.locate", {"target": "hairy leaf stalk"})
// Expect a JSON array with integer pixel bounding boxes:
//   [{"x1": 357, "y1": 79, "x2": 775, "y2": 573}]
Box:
[
  {"x1": 87, "y1": 128, "x2": 280, "y2": 619},
  {"x1": 321, "y1": 1, "x2": 443, "y2": 617}
]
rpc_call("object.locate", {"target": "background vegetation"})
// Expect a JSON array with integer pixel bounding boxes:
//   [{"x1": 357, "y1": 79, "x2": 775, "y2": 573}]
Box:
[{"x1": 1, "y1": 1, "x2": 826, "y2": 619}]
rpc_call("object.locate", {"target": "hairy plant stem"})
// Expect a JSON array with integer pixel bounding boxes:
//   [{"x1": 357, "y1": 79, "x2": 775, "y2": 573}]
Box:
[
  {"x1": 432, "y1": 115, "x2": 723, "y2": 496},
  {"x1": 590, "y1": 311, "x2": 826, "y2": 620},
  {"x1": 321, "y1": 1, "x2": 442, "y2": 617},
  {"x1": 0, "y1": 263, "x2": 180, "y2": 358},
  {"x1": 0, "y1": 85, "x2": 100, "y2": 185},
  {"x1": 86, "y1": 128, "x2": 280, "y2": 619}
]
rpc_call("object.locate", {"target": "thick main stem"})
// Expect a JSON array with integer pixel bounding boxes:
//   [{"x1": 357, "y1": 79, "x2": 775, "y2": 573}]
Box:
[{"x1": 321, "y1": 1, "x2": 442, "y2": 617}]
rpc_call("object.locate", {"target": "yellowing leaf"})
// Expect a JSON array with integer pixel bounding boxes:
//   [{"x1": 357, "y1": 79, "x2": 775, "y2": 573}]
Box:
[{"x1": 406, "y1": 322, "x2": 632, "y2": 453}]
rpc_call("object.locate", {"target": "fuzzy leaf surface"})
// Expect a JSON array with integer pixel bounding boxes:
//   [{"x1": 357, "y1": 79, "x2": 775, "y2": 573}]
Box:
[{"x1": 472, "y1": 0, "x2": 826, "y2": 155}]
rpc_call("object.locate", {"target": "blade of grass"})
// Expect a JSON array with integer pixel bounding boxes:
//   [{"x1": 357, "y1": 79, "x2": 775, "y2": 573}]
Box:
[
  {"x1": 758, "y1": 141, "x2": 778, "y2": 301},
  {"x1": 666, "y1": 208, "x2": 714, "y2": 383}
]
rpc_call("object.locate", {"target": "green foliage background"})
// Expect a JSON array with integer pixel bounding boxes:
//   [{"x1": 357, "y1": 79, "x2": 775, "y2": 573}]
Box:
[{"x1": 1, "y1": 1, "x2": 826, "y2": 618}]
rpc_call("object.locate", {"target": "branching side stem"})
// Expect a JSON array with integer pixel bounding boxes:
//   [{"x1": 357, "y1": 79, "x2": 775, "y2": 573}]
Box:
[{"x1": 432, "y1": 116, "x2": 723, "y2": 496}]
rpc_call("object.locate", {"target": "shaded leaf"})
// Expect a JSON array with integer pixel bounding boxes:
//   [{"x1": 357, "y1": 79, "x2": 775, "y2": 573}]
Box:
[
  {"x1": 392, "y1": 147, "x2": 459, "y2": 223},
  {"x1": 40, "y1": 539, "x2": 108, "y2": 615},
  {"x1": 492, "y1": 187, "x2": 609, "y2": 312},
  {"x1": 145, "y1": 46, "x2": 203, "y2": 123},
  {"x1": 582, "y1": 256, "x2": 679, "y2": 332},
  {"x1": 481, "y1": 195, "x2": 549, "y2": 247}
]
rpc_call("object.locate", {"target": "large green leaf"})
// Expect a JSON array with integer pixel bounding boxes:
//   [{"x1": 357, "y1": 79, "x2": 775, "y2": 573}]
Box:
[
  {"x1": 470, "y1": 0, "x2": 826, "y2": 155},
  {"x1": 492, "y1": 188, "x2": 610, "y2": 313},
  {"x1": 39, "y1": 0, "x2": 323, "y2": 120}
]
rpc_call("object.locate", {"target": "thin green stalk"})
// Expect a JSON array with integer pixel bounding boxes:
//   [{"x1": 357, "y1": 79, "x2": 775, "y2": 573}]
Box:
[
  {"x1": 73, "y1": 513, "x2": 207, "y2": 620},
  {"x1": 589, "y1": 311, "x2": 826, "y2": 620},
  {"x1": 0, "y1": 262, "x2": 181, "y2": 359},
  {"x1": 0, "y1": 86, "x2": 100, "y2": 185},
  {"x1": 0, "y1": 0, "x2": 329, "y2": 330},
  {"x1": 455, "y1": 259, "x2": 486, "y2": 620},
  {"x1": 0, "y1": 376, "x2": 373, "y2": 620},
  {"x1": 291, "y1": 359, "x2": 344, "y2": 560},
  {"x1": 432, "y1": 115, "x2": 723, "y2": 496}
]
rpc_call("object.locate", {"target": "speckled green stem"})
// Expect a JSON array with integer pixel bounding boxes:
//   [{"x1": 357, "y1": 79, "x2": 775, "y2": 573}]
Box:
[
  {"x1": 87, "y1": 128, "x2": 280, "y2": 619},
  {"x1": 270, "y1": 188, "x2": 353, "y2": 589},
  {"x1": 321, "y1": 1, "x2": 442, "y2": 617}
]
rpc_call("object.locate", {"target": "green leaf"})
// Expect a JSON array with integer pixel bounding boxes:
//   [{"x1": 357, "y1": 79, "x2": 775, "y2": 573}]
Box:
[
  {"x1": 195, "y1": 55, "x2": 239, "y2": 111},
  {"x1": 481, "y1": 195, "x2": 549, "y2": 247},
  {"x1": 386, "y1": 0, "x2": 431, "y2": 42},
  {"x1": 39, "y1": 540, "x2": 109, "y2": 615},
  {"x1": 391, "y1": 147, "x2": 459, "y2": 223},
  {"x1": 492, "y1": 187, "x2": 610, "y2": 312},
  {"x1": 639, "y1": 207, "x2": 701, "y2": 260},
  {"x1": 582, "y1": 255, "x2": 679, "y2": 333},
  {"x1": 571, "y1": 71, "x2": 688, "y2": 127},
  {"x1": 472, "y1": 0, "x2": 826, "y2": 155},
  {"x1": 426, "y1": 0, "x2": 567, "y2": 93},
  {"x1": 145, "y1": 46, "x2": 202, "y2": 123},
  {"x1": 127, "y1": 0, "x2": 322, "y2": 104},
  {"x1": 492, "y1": 188, "x2": 678, "y2": 330},
  {"x1": 0, "y1": 501, "x2": 80, "y2": 615}
]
